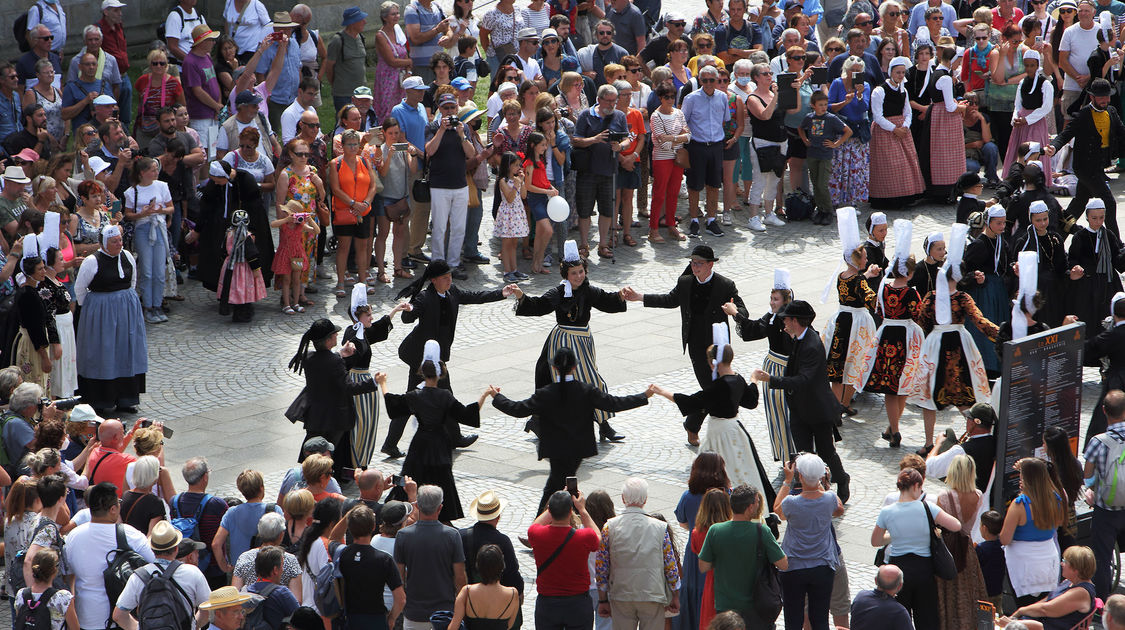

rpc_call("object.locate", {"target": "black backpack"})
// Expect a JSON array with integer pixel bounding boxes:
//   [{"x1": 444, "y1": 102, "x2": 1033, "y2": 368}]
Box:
[
  {"x1": 13, "y1": 5, "x2": 41, "y2": 54},
  {"x1": 13, "y1": 587, "x2": 56, "y2": 630},
  {"x1": 103, "y1": 524, "x2": 150, "y2": 611},
  {"x1": 156, "y1": 6, "x2": 186, "y2": 42},
  {"x1": 135, "y1": 561, "x2": 193, "y2": 630},
  {"x1": 6, "y1": 519, "x2": 57, "y2": 594},
  {"x1": 243, "y1": 582, "x2": 279, "y2": 630}
]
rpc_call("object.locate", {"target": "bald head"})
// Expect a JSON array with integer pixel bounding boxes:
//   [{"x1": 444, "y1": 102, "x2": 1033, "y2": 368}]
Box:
[
  {"x1": 298, "y1": 111, "x2": 319, "y2": 140},
  {"x1": 98, "y1": 420, "x2": 125, "y2": 450},
  {"x1": 875, "y1": 564, "x2": 904, "y2": 595},
  {"x1": 357, "y1": 468, "x2": 385, "y2": 500}
]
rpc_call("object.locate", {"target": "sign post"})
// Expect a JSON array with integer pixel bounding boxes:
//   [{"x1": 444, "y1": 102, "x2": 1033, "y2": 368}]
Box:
[{"x1": 992, "y1": 323, "x2": 1085, "y2": 510}]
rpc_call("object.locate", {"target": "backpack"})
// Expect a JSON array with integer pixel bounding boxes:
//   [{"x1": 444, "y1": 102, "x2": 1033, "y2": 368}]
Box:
[
  {"x1": 243, "y1": 583, "x2": 279, "y2": 630},
  {"x1": 312, "y1": 540, "x2": 346, "y2": 619},
  {"x1": 0, "y1": 410, "x2": 22, "y2": 468},
  {"x1": 6, "y1": 518, "x2": 57, "y2": 594},
  {"x1": 157, "y1": 6, "x2": 186, "y2": 43},
  {"x1": 1095, "y1": 433, "x2": 1125, "y2": 508},
  {"x1": 784, "y1": 189, "x2": 815, "y2": 222},
  {"x1": 14, "y1": 5, "x2": 41, "y2": 54},
  {"x1": 170, "y1": 493, "x2": 212, "y2": 571},
  {"x1": 135, "y1": 561, "x2": 193, "y2": 630},
  {"x1": 13, "y1": 587, "x2": 56, "y2": 630},
  {"x1": 103, "y1": 524, "x2": 150, "y2": 611}
]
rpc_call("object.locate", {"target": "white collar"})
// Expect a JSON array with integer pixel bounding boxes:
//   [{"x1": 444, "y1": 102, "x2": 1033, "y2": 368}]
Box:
[
  {"x1": 795, "y1": 327, "x2": 808, "y2": 340},
  {"x1": 1115, "y1": 319, "x2": 1125, "y2": 327},
  {"x1": 563, "y1": 375, "x2": 575, "y2": 381},
  {"x1": 964, "y1": 193, "x2": 978, "y2": 199},
  {"x1": 437, "y1": 291, "x2": 448, "y2": 298},
  {"x1": 696, "y1": 272, "x2": 714, "y2": 284}
]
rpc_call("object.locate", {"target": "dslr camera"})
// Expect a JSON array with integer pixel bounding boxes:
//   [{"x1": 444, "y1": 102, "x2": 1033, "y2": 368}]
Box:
[
  {"x1": 39, "y1": 396, "x2": 83, "y2": 411},
  {"x1": 558, "y1": 107, "x2": 571, "y2": 118},
  {"x1": 445, "y1": 115, "x2": 461, "y2": 128}
]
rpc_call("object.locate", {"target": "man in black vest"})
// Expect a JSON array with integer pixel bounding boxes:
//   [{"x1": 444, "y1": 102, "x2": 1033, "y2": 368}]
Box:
[
  {"x1": 925, "y1": 402, "x2": 997, "y2": 492},
  {"x1": 622, "y1": 245, "x2": 747, "y2": 445},
  {"x1": 1048, "y1": 78, "x2": 1125, "y2": 235},
  {"x1": 752, "y1": 300, "x2": 850, "y2": 502}
]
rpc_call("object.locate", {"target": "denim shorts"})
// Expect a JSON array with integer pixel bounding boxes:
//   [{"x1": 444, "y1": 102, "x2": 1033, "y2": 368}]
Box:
[{"x1": 527, "y1": 191, "x2": 549, "y2": 222}]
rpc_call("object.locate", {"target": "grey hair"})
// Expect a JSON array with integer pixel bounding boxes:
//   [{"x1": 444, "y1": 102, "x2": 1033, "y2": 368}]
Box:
[
  {"x1": 597, "y1": 19, "x2": 614, "y2": 33},
  {"x1": 131, "y1": 455, "x2": 160, "y2": 489},
  {"x1": 417, "y1": 485, "x2": 444, "y2": 515},
  {"x1": 732, "y1": 59, "x2": 754, "y2": 75},
  {"x1": 291, "y1": 4, "x2": 312, "y2": 20},
  {"x1": 31, "y1": 24, "x2": 50, "y2": 38},
  {"x1": 879, "y1": 1, "x2": 903, "y2": 19},
  {"x1": 698, "y1": 64, "x2": 719, "y2": 79},
  {"x1": 621, "y1": 477, "x2": 648, "y2": 506},
  {"x1": 875, "y1": 565, "x2": 904, "y2": 591},
  {"x1": 380, "y1": 1, "x2": 399, "y2": 21},
  {"x1": 841, "y1": 54, "x2": 866, "y2": 78},
  {"x1": 782, "y1": 28, "x2": 801, "y2": 42},
  {"x1": 84, "y1": 25, "x2": 103, "y2": 39},
  {"x1": 650, "y1": 66, "x2": 673, "y2": 84},
  {"x1": 34, "y1": 58, "x2": 53, "y2": 74},
  {"x1": 924, "y1": 6, "x2": 943, "y2": 18},
  {"x1": 0, "y1": 366, "x2": 21, "y2": 396},
  {"x1": 257, "y1": 512, "x2": 286, "y2": 542},
  {"x1": 341, "y1": 129, "x2": 362, "y2": 145},
  {"x1": 182, "y1": 456, "x2": 209, "y2": 485},
  {"x1": 612, "y1": 79, "x2": 632, "y2": 93},
  {"x1": 750, "y1": 62, "x2": 772, "y2": 81},
  {"x1": 795, "y1": 452, "x2": 827, "y2": 485},
  {"x1": 748, "y1": 50, "x2": 770, "y2": 65},
  {"x1": 596, "y1": 83, "x2": 618, "y2": 100},
  {"x1": 9, "y1": 382, "x2": 42, "y2": 413}
]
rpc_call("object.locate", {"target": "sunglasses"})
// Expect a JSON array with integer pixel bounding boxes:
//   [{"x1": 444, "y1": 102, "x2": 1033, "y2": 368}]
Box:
[
  {"x1": 855, "y1": 20, "x2": 871, "y2": 26},
  {"x1": 39, "y1": 35, "x2": 54, "y2": 41},
  {"x1": 84, "y1": 129, "x2": 98, "y2": 135},
  {"x1": 975, "y1": 35, "x2": 989, "y2": 40},
  {"x1": 701, "y1": 77, "x2": 717, "y2": 83},
  {"x1": 697, "y1": 41, "x2": 713, "y2": 47},
  {"x1": 293, "y1": 151, "x2": 310, "y2": 158},
  {"x1": 668, "y1": 21, "x2": 685, "y2": 26},
  {"x1": 826, "y1": 46, "x2": 844, "y2": 52},
  {"x1": 597, "y1": 30, "x2": 613, "y2": 35},
  {"x1": 787, "y1": 54, "x2": 804, "y2": 60},
  {"x1": 627, "y1": 67, "x2": 641, "y2": 73},
  {"x1": 887, "y1": 10, "x2": 900, "y2": 16},
  {"x1": 302, "y1": 121, "x2": 320, "y2": 128},
  {"x1": 927, "y1": 15, "x2": 943, "y2": 20}
]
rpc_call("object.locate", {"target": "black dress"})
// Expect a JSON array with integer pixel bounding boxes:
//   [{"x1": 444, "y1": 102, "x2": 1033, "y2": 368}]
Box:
[
  {"x1": 196, "y1": 172, "x2": 273, "y2": 290},
  {"x1": 910, "y1": 259, "x2": 944, "y2": 300},
  {"x1": 1013, "y1": 227, "x2": 1069, "y2": 327},
  {"x1": 956, "y1": 195, "x2": 987, "y2": 225},
  {"x1": 995, "y1": 320, "x2": 1050, "y2": 357},
  {"x1": 1007, "y1": 188, "x2": 1065, "y2": 236},
  {"x1": 1068, "y1": 227, "x2": 1125, "y2": 326},
  {"x1": 384, "y1": 387, "x2": 481, "y2": 522},
  {"x1": 906, "y1": 65, "x2": 934, "y2": 188},
  {"x1": 962, "y1": 232, "x2": 1014, "y2": 375},
  {"x1": 342, "y1": 316, "x2": 393, "y2": 468},
  {"x1": 826, "y1": 274, "x2": 877, "y2": 383},
  {"x1": 864, "y1": 238, "x2": 890, "y2": 311}
]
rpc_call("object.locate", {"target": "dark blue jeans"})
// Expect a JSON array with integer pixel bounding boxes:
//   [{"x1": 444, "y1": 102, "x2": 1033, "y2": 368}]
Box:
[
  {"x1": 780, "y1": 565, "x2": 835, "y2": 630},
  {"x1": 462, "y1": 203, "x2": 484, "y2": 259},
  {"x1": 966, "y1": 141, "x2": 1000, "y2": 182},
  {"x1": 535, "y1": 593, "x2": 593, "y2": 630},
  {"x1": 1092, "y1": 505, "x2": 1125, "y2": 599}
]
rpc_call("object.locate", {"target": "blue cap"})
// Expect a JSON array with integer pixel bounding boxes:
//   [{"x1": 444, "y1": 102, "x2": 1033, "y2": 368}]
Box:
[
  {"x1": 342, "y1": 6, "x2": 368, "y2": 27},
  {"x1": 235, "y1": 89, "x2": 263, "y2": 106},
  {"x1": 560, "y1": 56, "x2": 578, "y2": 72},
  {"x1": 92, "y1": 94, "x2": 117, "y2": 106},
  {"x1": 451, "y1": 77, "x2": 472, "y2": 91}
]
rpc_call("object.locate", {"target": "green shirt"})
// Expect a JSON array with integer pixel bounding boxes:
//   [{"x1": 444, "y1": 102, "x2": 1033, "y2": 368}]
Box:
[
  {"x1": 327, "y1": 31, "x2": 367, "y2": 96},
  {"x1": 698, "y1": 520, "x2": 785, "y2": 613},
  {"x1": 0, "y1": 196, "x2": 27, "y2": 228}
]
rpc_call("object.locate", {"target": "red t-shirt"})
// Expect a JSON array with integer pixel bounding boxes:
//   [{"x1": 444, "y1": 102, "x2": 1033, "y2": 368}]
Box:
[
  {"x1": 86, "y1": 446, "x2": 137, "y2": 498},
  {"x1": 523, "y1": 158, "x2": 551, "y2": 190},
  {"x1": 527, "y1": 524, "x2": 599, "y2": 596},
  {"x1": 621, "y1": 108, "x2": 646, "y2": 156}
]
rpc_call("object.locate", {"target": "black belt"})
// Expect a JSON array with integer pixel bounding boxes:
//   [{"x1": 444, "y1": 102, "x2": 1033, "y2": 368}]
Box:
[{"x1": 690, "y1": 139, "x2": 724, "y2": 146}]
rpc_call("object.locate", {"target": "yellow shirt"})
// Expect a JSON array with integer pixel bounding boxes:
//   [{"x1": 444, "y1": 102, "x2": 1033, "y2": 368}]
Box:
[{"x1": 1093, "y1": 108, "x2": 1111, "y2": 148}]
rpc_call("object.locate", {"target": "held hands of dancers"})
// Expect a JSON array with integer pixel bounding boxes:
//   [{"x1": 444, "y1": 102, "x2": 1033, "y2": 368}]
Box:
[
  {"x1": 973, "y1": 270, "x2": 986, "y2": 284},
  {"x1": 390, "y1": 301, "x2": 412, "y2": 317},
  {"x1": 721, "y1": 300, "x2": 739, "y2": 316},
  {"x1": 374, "y1": 371, "x2": 388, "y2": 387},
  {"x1": 750, "y1": 368, "x2": 771, "y2": 384},
  {"x1": 339, "y1": 341, "x2": 357, "y2": 357},
  {"x1": 619, "y1": 286, "x2": 643, "y2": 301},
  {"x1": 1069, "y1": 265, "x2": 1084, "y2": 280},
  {"x1": 503, "y1": 284, "x2": 522, "y2": 299},
  {"x1": 863, "y1": 264, "x2": 881, "y2": 279},
  {"x1": 643, "y1": 384, "x2": 661, "y2": 398},
  {"x1": 482, "y1": 385, "x2": 501, "y2": 399}
]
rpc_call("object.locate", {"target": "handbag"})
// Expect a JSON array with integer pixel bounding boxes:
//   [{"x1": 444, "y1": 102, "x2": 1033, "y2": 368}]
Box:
[
  {"x1": 290, "y1": 257, "x2": 305, "y2": 272},
  {"x1": 752, "y1": 523, "x2": 784, "y2": 624},
  {"x1": 385, "y1": 152, "x2": 412, "y2": 222},
  {"x1": 755, "y1": 143, "x2": 786, "y2": 178},
  {"x1": 412, "y1": 160, "x2": 431, "y2": 204},
  {"x1": 925, "y1": 501, "x2": 958, "y2": 580},
  {"x1": 674, "y1": 146, "x2": 691, "y2": 170},
  {"x1": 475, "y1": 57, "x2": 491, "y2": 78}
]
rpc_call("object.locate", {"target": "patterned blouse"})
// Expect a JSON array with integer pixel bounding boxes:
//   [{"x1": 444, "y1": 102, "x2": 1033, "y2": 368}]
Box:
[
  {"x1": 837, "y1": 273, "x2": 877, "y2": 310},
  {"x1": 879, "y1": 284, "x2": 922, "y2": 321},
  {"x1": 917, "y1": 290, "x2": 1000, "y2": 338}
]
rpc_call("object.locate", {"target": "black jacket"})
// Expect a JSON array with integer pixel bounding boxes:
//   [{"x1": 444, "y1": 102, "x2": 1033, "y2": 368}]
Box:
[
  {"x1": 1087, "y1": 322, "x2": 1125, "y2": 386},
  {"x1": 492, "y1": 381, "x2": 648, "y2": 460},
  {"x1": 768, "y1": 327, "x2": 840, "y2": 426},
  {"x1": 642, "y1": 272, "x2": 747, "y2": 350},
  {"x1": 1052, "y1": 104, "x2": 1125, "y2": 175},
  {"x1": 301, "y1": 348, "x2": 379, "y2": 434},
  {"x1": 398, "y1": 285, "x2": 505, "y2": 367},
  {"x1": 459, "y1": 522, "x2": 525, "y2": 593}
]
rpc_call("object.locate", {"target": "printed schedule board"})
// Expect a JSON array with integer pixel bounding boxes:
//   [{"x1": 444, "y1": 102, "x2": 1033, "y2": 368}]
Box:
[{"x1": 992, "y1": 322, "x2": 1085, "y2": 510}]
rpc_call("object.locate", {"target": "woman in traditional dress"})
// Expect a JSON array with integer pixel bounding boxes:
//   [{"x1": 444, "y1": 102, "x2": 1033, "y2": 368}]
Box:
[
  {"x1": 652, "y1": 336, "x2": 774, "y2": 508},
  {"x1": 823, "y1": 207, "x2": 880, "y2": 417},
  {"x1": 73, "y1": 225, "x2": 146, "y2": 416},
  {"x1": 13, "y1": 249, "x2": 54, "y2": 393},
  {"x1": 343, "y1": 284, "x2": 408, "y2": 469},
  {"x1": 377, "y1": 341, "x2": 489, "y2": 523},
  {"x1": 509, "y1": 241, "x2": 627, "y2": 441},
  {"x1": 926, "y1": 45, "x2": 968, "y2": 200},
  {"x1": 869, "y1": 57, "x2": 925, "y2": 209},
  {"x1": 961, "y1": 207, "x2": 1013, "y2": 379},
  {"x1": 910, "y1": 232, "x2": 947, "y2": 299},
  {"x1": 909, "y1": 224, "x2": 997, "y2": 456},
  {"x1": 723, "y1": 269, "x2": 796, "y2": 462},
  {"x1": 860, "y1": 220, "x2": 925, "y2": 449},
  {"x1": 1013, "y1": 201, "x2": 1079, "y2": 327},
  {"x1": 1006, "y1": 50, "x2": 1054, "y2": 178},
  {"x1": 905, "y1": 43, "x2": 935, "y2": 189},
  {"x1": 1068, "y1": 199, "x2": 1125, "y2": 326},
  {"x1": 42, "y1": 246, "x2": 75, "y2": 399},
  {"x1": 215, "y1": 209, "x2": 268, "y2": 323}
]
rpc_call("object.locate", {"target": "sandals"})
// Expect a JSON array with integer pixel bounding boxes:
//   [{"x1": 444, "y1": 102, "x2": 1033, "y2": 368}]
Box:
[
  {"x1": 366, "y1": 286, "x2": 376, "y2": 295},
  {"x1": 394, "y1": 268, "x2": 414, "y2": 279},
  {"x1": 295, "y1": 304, "x2": 306, "y2": 313},
  {"x1": 668, "y1": 227, "x2": 686, "y2": 241},
  {"x1": 298, "y1": 297, "x2": 314, "y2": 306},
  {"x1": 623, "y1": 234, "x2": 637, "y2": 247},
  {"x1": 282, "y1": 305, "x2": 296, "y2": 315},
  {"x1": 578, "y1": 245, "x2": 590, "y2": 259},
  {"x1": 377, "y1": 271, "x2": 391, "y2": 284},
  {"x1": 649, "y1": 231, "x2": 665, "y2": 243},
  {"x1": 598, "y1": 244, "x2": 613, "y2": 259},
  {"x1": 334, "y1": 285, "x2": 347, "y2": 298}
]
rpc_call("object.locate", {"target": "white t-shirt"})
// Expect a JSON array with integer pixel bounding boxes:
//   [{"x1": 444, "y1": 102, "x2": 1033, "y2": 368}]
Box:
[
  {"x1": 300, "y1": 538, "x2": 330, "y2": 611},
  {"x1": 280, "y1": 100, "x2": 314, "y2": 143},
  {"x1": 115, "y1": 559, "x2": 211, "y2": 629},
  {"x1": 517, "y1": 54, "x2": 543, "y2": 84},
  {"x1": 164, "y1": 7, "x2": 207, "y2": 57},
  {"x1": 223, "y1": 0, "x2": 272, "y2": 55},
  {"x1": 222, "y1": 149, "x2": 275, "y2": 184},
  {"x1": 372, "y1": 536, "x2": 397, "y2": 611},
  {"x1": 64, "y1": 522, "x2": 155, "y2": 630},
  {"x1": 123, "y1": 181, "x2": 173, "y2": 231},
  {"x1": 1059, "y1": 22, "x2": 1100, "y2": 91}
]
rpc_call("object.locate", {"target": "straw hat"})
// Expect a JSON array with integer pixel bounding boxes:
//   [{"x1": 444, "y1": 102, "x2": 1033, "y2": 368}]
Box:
[
  {"x1": 468, "y1": 490, "x2": 507, "y2": 521},
  {"x1": 198, "y1": 586, "x2": 253, "y2": 611}
]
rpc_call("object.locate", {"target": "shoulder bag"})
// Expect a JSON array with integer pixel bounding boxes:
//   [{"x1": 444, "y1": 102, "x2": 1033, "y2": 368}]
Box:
[
  {"x1": 536, "y1": 527, "x2": 576, "y2": 574},
  {"x1": 412, "y1": 158, "x2": 431, "y2": 204},
  {"x1": 752, "y1": 523, "x2": 784, "y2": 624},
  {"x1": 384, "y1": 152, "x2": 412, "y2": 222},
  {"x1": 925, "y1": 501, "x2": 958, "y2": 580}
]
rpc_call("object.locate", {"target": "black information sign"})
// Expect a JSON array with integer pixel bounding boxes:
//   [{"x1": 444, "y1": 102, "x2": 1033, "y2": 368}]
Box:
[{"x1": 992, "y1": 322, "x2": 1085, "y2": 510}]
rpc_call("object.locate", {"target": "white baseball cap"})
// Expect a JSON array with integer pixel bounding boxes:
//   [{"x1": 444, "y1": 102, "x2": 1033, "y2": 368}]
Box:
[
  {"x1": 402, "y1": 76, "x2": 429, "y2": 91},
  {"x1": 101, "y1": 0, "x2": 126, "y2": 8}
]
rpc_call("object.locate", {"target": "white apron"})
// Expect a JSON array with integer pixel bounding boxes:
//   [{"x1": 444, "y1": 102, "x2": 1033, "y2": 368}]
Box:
[{"x1": 821, "y1": 305, "x2": 878, "y2": 389}]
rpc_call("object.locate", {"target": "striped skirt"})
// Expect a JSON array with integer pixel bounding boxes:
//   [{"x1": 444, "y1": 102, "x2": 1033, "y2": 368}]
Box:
[
  {"x1": 869, "y1": 115, "x2": 925, "y2": 205},
  {"x1": 762, "y1": 350, "x2": 795, "y2": 462},
  {"x1": 542, "y1": 325, "x2": 613, "y2": 424},
  {"x1": 13, "y1": 327, "x2": 49, "y2": 393},
  {"x1": 348, "y1": 368, "x2": 380, "y2": 468}
]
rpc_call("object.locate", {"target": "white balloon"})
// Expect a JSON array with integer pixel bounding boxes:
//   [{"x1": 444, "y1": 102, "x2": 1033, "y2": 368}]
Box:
[{"x1": 547, "y1": 196, "x2": 570, "y2": 222}]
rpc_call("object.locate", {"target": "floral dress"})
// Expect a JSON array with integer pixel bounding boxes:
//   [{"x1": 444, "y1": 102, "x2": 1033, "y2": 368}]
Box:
[
  {"x1": 825, "y1": 274, "x2": 878, "y2": 384},
  {"x1": 34, "y1": 87, "x2": 64, "y2": 151},
  {"x1": 493, "y1": 179, "x2": 529, "y2": 238},
  {"x1": 72, "y1": 209, "x2": 110, "y2": 248},
  {"x1": 915, "y1": 291, "x2": 999, "y2": 408},
  {"x1": 863, "y1": 284, "x2": 923, "y2": 394},
  {"x1": 374, "y1": 30, "x2": 408, "y2": 123},
  {"x1": 281, "y1": 165, "x2": 320, "y2": 284}
]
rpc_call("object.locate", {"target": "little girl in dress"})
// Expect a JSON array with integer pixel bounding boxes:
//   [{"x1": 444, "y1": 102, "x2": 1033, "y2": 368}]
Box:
[{"x1": 492, "y1": 151, "x2": 529, "y2": 283}]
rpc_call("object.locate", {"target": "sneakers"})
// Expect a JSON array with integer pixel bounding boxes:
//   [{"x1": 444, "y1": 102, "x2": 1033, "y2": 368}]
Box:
[
  {"x1": 704, "y1": 220, "x2": 724, "y2": 237},
  {"x1": 721, "y1": 211, "x2": 733, "y2": 226},
  {"x1": 542, "y1": 253, "x2": 553, "y2": 267},
  {"x1": 503, "y1": 271, "x2": 521, "y2": 282},
  {"x1": 452, "y1": 266, "x2": 469, "y2": 280},
  {"x1": 764, "y1": 213, "x2": 786, "y2": 227},
  {"x1": 688, "y1": 220, "x2": 701, "y2": 238},
  {"x1": 514, "y1": 270, "x2": 529, "y2": 280},
  {"x1": 143, "y1": 308, "x2": 163, "y2": 324},
  {"x1": 748, "y1": 216, "x2": 766, "y2": 232}
]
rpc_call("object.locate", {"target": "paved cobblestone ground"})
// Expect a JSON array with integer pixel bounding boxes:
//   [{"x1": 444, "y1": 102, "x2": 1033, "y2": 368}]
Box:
[{"x1": 101, "y1": 0, "x2": 1112, "y2": 622}]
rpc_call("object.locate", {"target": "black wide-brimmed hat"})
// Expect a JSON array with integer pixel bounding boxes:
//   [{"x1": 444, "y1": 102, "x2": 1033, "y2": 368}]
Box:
[
  {"x1": 777, "y1": 300, "x2": 816, "y2": 320},
  {"x1": 1090, "y1": 78, "x2": 1113, "y2": 97},
  {"x1": 395, "y1": 259, "x2": 453, "y2": 300},
  {"x1": 688, "y1": 245, "x2": 718, "y2": 262},
  {"x1": 306, "y1": 318, "x2": 341, "y2": 341}
]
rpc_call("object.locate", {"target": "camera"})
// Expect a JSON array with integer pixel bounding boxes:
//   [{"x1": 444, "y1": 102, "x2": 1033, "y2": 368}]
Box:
[
  {"x1": 558, "y1": 107, "x2": 571, "y2": 118},
  {"x1": 607, "y1": 131, "x2": 629, "y2": 142},
  {"x1": 293, "y1": 212, "x2": 311, "y2": 224},
  {"x1": 39, "y1": 396, "x2": 83, "y2": 411},
  {"x1": 392, "y1": 474, "x2": 406, "y2": 487},
  {"x1": 445, "y1": 115, "x2": 460, "y2": 127},
  {"x1": 138, "y1": 418, "x2": 174, "y2": 438}
]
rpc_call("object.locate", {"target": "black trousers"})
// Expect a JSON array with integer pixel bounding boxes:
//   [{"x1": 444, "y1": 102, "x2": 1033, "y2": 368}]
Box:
[
  {"x1": 535, "y1": 593, "x2": 594, "y2": 630},
  {"x1": 540, "y1": 456, "x2": 583, "y2": 514},
  {"x1": 381, "y1": 366, "x2": 463, "y2": 450},
  {"x1": 790, "y1": 420, "x2": 848, "y2": 485},
  {"x1": 1066, "y1": 169, "x2": 1118, "y2": 235},
  {"x1": 780, "y1": 565, "x2": 835, "y2": 630},
  {"x1": 684, "y1": 341, "x2": 711, "y2": 433},
  {"x1": 889, "y1": 553, "x2": 939, "y2": 630}
]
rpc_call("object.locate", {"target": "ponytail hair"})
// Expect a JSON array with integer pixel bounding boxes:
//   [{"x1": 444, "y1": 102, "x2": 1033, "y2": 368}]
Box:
[
  {"x1": 29, "y1": 548, "x2": 58, "y2": 584},
  {"x1": 552, "y1": 347, "x2": 577, "y2": 377},
  {"x1": 707, "y1": 344, "x2": 734, "y2": 366},
  {"x1": 418, "y1": 358, "x2": 448, "y2": 380}
]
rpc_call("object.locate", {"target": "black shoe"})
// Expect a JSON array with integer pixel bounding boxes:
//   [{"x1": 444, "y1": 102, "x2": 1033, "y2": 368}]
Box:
[
  {"x1": 881, "y1": 427, "x2": 892, "y2": 441},
  {"x1": 176, "y1": 270, "x2": 184, "y2": 285},
  {"x1": 452, "y1": 267, "x2": 469, "y2": 280},
  {"x1": 116, "y1": 405, "x2": 138, "y2": 414},
  {"x1": 218, "y1": 303, "x2": 231, "y2": 316},
  {"x1": 836, "y1": 474, "x2": 851, "y2": 504},
  {"x1": 600, "y1": 423, "x2": 625, "y2": 442},
  {"x1": 704, "y1": 220, "x2": 724, "y2": 237},
  {"x1": 464, "y1": 254, "x2": 490, "y2": 265},
  {"x1": 402, "y1": 258, "x2": 418, "y2": 269},
  {"x1": 381, "y1": 445, "x2": 404, "y2": 459},
  {"x1": 408, "y1": 252, "x2": 431, "y2": 263},
  {"x1": 455, "y1": 434, "x2": 479, "y2": 448},
  {"x1": 94, "y1": 407, "x2": 115, "y2": 418},
  {"x1": 916, "y1": 443, "x2": 934, "y2": 458},
  {"x1": 688, "y1": 220, "x2": 700, "y2": 238},
  {"x1": 890, "y1": 432, "x2": 902, "y2": 448}
]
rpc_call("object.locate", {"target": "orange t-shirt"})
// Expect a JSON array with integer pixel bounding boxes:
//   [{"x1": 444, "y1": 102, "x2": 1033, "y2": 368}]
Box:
[{"x1": 621, "y1": 108, "x2": 646, "y2": 156}]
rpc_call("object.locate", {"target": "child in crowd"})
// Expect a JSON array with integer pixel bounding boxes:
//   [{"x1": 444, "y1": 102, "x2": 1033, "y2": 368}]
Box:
[
  {"x1": 493, "y1": 152, "x2": 529, "y2": 282},
  {"x1": 977, "y1": 509, "x2": 1007, "y2": 609},
  {"x1": 955, "y1": 171, "x2": 997, "y2": 224},
  {"x1": 799, "y1": 92, "x2": 851, "y2": 226},
  {"x1": 271, "y1": 200, "x2": 321, "y2": 315}
]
